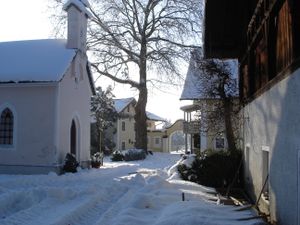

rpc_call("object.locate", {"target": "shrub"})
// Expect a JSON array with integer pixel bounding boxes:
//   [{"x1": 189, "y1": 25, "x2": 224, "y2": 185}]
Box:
[
  {"x1": 111, "y1": 151, "x2": 124, "y2": 161},
  {"x1": 63, "y1": 153, "x2": 79, "y2": 173},
  {"x1": 177, "y1": 149, "x2": 242, "y2": 188},
  {"x1": 91, "y1": 152, "x2": 103, "y2": 168},
  {"x1": 110, "y1": 149, "x2": 147, "y2": 162},
  {"x1": 123, "y1": 149, "x2": 146, "y2": 161}
]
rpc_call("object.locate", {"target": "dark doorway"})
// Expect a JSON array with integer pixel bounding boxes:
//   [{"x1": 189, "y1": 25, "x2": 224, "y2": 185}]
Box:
[
  {"x1": 193, "y1": 133, "x2": 200, "y2": 149},
  {"x1": 70, "y1": 120, "x2": 76, "y2": 155}
]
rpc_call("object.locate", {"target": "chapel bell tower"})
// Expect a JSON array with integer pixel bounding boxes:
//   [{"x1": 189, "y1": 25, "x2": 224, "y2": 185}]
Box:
[{"x1": 63, "y1": 0, "x2": 91, "y2": 52}]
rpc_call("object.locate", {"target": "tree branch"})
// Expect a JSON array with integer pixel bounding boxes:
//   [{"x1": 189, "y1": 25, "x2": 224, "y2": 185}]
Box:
[{"x1": 91, "y1": 63, "x2": 140, "y2": 89}]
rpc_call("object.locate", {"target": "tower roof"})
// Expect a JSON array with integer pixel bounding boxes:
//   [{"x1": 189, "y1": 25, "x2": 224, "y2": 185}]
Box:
[{"x1": 63, "y1": 0, "x2": 92, "y2": 18}]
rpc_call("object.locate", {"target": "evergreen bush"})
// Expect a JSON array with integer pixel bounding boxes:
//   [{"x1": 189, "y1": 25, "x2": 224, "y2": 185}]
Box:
[
  {"x1": 111, "y1": 151, "x2": 124, "y2": 161},
  {"x1": 63, "y1": 153, "x2": 79, "y2": 173},
  {"x1": 111, "y1": 149, "x2": 147, "y2": 161},
  {"x1": 177, "y1": 149, "x2": 242, "y2": 188},
  {"x1": 123, "y1": 149, "x2": 146, "y2": 161},
  {"x1": 91, "y1": 152, "x2": 103, "y2": 168}
]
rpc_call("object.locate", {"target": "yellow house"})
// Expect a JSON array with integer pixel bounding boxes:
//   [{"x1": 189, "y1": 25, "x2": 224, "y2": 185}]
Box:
[
  {"x1": 110, "y1": 98, "x2": 166, "y2": 151},
  {"x1": 147, "y1": 119, "x2": 185, "y2": 153},
  {"x1": 112, "y1": 98, "x2": 136, "y2": 151}
]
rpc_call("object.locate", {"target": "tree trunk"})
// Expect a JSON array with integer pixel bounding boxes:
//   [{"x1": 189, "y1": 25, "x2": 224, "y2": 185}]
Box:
[
  {"x1": 134, "y1": 37, "x2": 148, "y2": 152},
  {"x1": 223, "y1": 97, "x2": 237, "y2": 152},
  {"x1": 134, "y1": 86, "x2": 148, "y2": 151}
]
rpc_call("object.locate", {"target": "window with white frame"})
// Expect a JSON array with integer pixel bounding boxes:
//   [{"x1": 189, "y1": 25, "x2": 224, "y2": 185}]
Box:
[
  {"x1": 262, "y1": 146, "x2": 269, "y2": 201},
  {"x1": 122, "y1": 121, "x2": 125, "y2": 131},
  {"x1": 122, "y1": 141, "x2": 126, "y2": 150},
  {"x1": 154, "y1": 137, "x2": 161, "y2": 147},
  {"x1": 245, "y1": 144, "x2": 250, "y2": 182},
  {"x1": 0, "y1": 108, "x2": 14, "y2": 145},
  {"x1": 155, "y1": 138, "x2": 160, "y2": 145}
]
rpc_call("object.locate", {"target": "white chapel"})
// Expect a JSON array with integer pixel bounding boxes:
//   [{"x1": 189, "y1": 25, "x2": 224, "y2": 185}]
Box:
[{"x1": 0, "y1": 0, "x2": 95, "y2": 174}]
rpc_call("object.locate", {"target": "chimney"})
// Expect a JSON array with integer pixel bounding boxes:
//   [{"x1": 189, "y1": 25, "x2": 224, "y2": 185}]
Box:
[{"x1": 63, "y1": 0, "x2": 92, "y2": 52}]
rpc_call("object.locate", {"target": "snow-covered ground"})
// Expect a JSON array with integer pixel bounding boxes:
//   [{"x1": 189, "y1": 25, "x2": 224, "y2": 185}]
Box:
[{"x1": 0, "y1": 153, "x2": 265, "y2": 225}]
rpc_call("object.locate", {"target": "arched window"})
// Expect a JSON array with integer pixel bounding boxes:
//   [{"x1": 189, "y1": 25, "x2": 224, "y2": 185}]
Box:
[
  {"x1": 70, "y1": 120, "x2": 76, "y2": 155},
  {"x1": 0, "y1": 108, "x2": 14, "y2": 145}
]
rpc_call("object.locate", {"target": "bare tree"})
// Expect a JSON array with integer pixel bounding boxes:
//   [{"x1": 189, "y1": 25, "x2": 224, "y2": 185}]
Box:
[
  {"x1": 51, "y1": 0, "x2": 202, "y2": 151},
  {"x1": 191, "y1": 50, "x2": 240, "y2": 152}
]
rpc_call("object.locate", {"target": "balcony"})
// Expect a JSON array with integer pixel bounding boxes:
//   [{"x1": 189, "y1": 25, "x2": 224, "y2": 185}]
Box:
[
  {"x1": 246, "y1": 0, "x2": 277, "y2": 52},
  {"x1": 183, "y1": 121, "x2": 200, "y2": 134}
]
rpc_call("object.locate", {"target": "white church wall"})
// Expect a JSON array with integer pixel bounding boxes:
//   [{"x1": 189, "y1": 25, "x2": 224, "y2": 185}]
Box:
[
  {"x1": 57, "y1": 53, "x2": 92, "y2": 168},
  {"x1": 0, "y1": 84, "x2": 58, "y2": 174}
]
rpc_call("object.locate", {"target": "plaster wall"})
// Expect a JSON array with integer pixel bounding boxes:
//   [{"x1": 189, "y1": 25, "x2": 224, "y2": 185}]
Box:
[
  {"x1": 147, "y1": 132, "x2": 163, "y2": 152},
  {"x1": 116, "y1": 103, "x2": 135, "y2": 150},
  {"x1": 0, "y1": 84, "x2": 57, "y2": 173},
  {"x1": 243, "y1": 68, "x2": 300, "y2": 225},
  {"x1": 57, "y1": 53, "x2": 92, "y2": 167}
]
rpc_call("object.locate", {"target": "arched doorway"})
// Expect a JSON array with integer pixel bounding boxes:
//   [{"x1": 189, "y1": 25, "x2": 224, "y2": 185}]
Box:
[
  {"x1": 70, "y1": 120, "x2": 77, "y2": 156},
  {"x1": 169, "y1": 131, "x2": 185, "y2": 152}
]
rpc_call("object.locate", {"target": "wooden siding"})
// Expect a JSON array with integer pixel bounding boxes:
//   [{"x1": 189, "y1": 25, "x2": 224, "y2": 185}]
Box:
[
  {"x1": 276, "y1": 1, "x2": 293, "y2": 73},
  {"x1": 292, "y1": 0, "x2": 300, "y2": 58},
  {"x1": 240, "y1": 0, "x2": 297, "y2": 102}
]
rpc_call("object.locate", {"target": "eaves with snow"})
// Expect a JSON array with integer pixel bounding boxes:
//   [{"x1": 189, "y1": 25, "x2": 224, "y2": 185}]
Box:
[
  {"x1": 146, "y1": 111, "x2": 165, "y2": 122},
  {"x1": 0, "y1": 39, "x2": 76, "y2": 83},
  {"x1": 114, "y1": 97, "x2": 136, "y2": 113},
  {"x1": 180, "y1": 50, "x2": 239, "y2": 101},
  {"x1": 113, "y1": 97, "x2": 165, "y2": 121}
]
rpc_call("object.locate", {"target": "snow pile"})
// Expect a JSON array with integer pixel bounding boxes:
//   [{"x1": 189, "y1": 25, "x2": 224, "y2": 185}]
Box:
[
  {"x1": 167, "y1": 154, "x2": 196, "y2": 179},
  {"x1": 0, "y1": 153, "x2": 266, "y2": 225}
]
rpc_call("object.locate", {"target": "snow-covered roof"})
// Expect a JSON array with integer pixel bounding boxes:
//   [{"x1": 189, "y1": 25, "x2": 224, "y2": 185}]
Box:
[
  {"x1": 0, "y1": 39, "x2": 76, "y2": 83},
  {"x1": 146, "y1": 111, "x2": 165, "y2": 122},
  {"x1": 63, "y1": 0, "x2": 93, "y2": 18},
  {"x1": 78, "y1": 0, "x2": 91, "y2": 8},
  {"x1": 180, "y1": 51, "x2": 238, "y2": 100},
  {"x1": 113, "y1": 98, "x2": 136, "y2": 113},
  {"x1": 113, "y1": 97, "x2": 164, "y2": 121}
]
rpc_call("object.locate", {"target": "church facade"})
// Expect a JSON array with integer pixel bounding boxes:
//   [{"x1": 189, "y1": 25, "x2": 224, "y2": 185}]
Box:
[{"x1": 0, "y1": 0, "x2": 95, "y2": 174}]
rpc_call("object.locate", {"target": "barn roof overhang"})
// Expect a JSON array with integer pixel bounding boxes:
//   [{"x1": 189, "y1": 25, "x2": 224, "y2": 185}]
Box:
[{"x1": 204, "y1": 0, "x2": 250, "y2": 59}]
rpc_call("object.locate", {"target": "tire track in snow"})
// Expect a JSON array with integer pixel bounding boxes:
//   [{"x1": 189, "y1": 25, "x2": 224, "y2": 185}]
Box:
[
  {"x1": 0, "y1": 170, "x2": 134, "y2": 225},
  {"x1": 93, "y1": 187, "x2": 142, "y2": 225},
  {"x1": 0, "y1": 182, "x2": 128, "y2": 225},
  {"x1": 91, "y1": 174, "x2": 149, "y2": 225},
  {"x1": 49, "y1": 183, "x2": 130, "y2": 225}
]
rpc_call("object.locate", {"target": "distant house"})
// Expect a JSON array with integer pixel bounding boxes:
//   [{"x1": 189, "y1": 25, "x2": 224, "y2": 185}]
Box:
[
  {"x1": 109, "y1": 98, "x2": 137, "y2": 151},
  {"x1": 204, "y1": 0, "x2": 300, "y2": 224},
  {"x1": 105, "y1": 97, "x2": 168, "y2": 152},
  {"x1": 180, "y1": 50, "x2": 238, "y2": 153},
  {"x1": 0, "y1": 0, "x2": 95, "y2": 174}
]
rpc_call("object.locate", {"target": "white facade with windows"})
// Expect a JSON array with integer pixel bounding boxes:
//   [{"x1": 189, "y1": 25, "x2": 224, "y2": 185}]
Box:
[
  {"x1": 0, "y1": 0, "x2": 95, "y2": 174},
  {"x1": 108, "y1": 97, "x2": 166, "y2": 151},
  {"x1": 180, "y1": 52, "x2": 237, "y2": 153}
]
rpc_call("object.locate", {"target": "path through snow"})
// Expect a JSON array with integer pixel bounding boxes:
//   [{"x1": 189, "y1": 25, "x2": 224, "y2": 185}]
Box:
[{"x1": 0, "y1": 153, "x2": 266, "y2": 225}]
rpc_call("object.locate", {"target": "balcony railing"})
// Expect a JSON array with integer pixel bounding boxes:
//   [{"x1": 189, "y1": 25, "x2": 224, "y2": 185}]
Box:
[
  {"x1": 183, "y1": 121, "x2": 200, "y2": 134},
  {"x1": 246, "y1": 0, "x2": 277, "y2": 50}
]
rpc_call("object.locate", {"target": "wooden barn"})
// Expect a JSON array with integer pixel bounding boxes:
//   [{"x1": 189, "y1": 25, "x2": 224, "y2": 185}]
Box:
[{"x1": 204, "y1": 0, "x2": 300, "y2": 224}]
